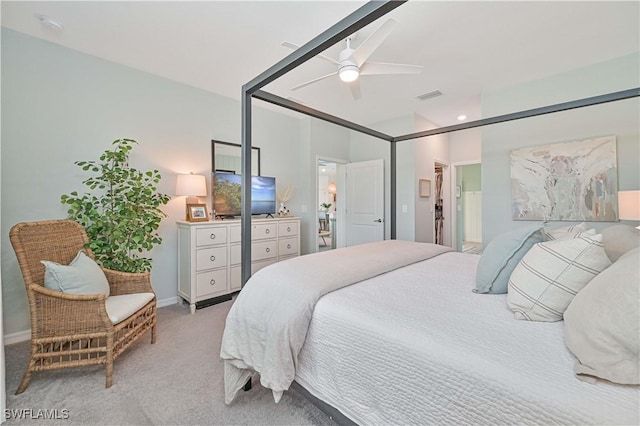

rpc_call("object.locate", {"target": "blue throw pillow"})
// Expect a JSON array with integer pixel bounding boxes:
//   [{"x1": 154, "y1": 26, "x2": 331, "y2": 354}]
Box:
[
  {"x1": 41, "y1": 250, "x2": 110, "y2": 296},
  {"x1": 474, "y1": 224, "x2": 546, "y2": 294}
]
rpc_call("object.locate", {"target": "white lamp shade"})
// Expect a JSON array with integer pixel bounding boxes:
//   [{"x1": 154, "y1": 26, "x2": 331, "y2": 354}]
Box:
[
  {"x1": 176, "y1": 174, "x2": 207, "y2": 196},
  {"x1": 327, "y1": 182, "x2": 337, "y2": 194},
  {"x1": 618, "y1": 190, "x2": 640, "y2": 220}
]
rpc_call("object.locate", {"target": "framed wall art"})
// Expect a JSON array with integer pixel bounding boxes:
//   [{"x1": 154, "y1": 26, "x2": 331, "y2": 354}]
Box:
[
  {"x1": 511, "y1": 135, "x2": 617, "y2": 221},
  {"x1": 419, "y1": 179, "x2": 431, "y2": 198}
]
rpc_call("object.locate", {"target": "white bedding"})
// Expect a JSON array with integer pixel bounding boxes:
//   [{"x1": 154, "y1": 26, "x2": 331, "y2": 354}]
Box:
[
  {"x1": 295, "y1": 251, "x2": 640, "y2": 425},
  {"x1": 220, "y1": 240, "x2": 451, "y2": 404}
]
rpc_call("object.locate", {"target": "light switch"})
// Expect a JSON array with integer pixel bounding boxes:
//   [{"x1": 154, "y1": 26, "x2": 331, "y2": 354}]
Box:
[{"x1": 402, "y1": 204, "x2": 408, "y2": 213}]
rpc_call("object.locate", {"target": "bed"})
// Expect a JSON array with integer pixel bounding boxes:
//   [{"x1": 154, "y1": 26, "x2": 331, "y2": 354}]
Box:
[{"x1": 220, "y1": 238, "x2": 640, "y2": 425}]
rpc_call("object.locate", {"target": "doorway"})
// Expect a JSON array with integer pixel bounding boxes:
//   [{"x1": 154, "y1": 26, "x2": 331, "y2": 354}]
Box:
[
  {"x1": 316, "y1": 158, "x2": 346, "y2": 252},
  {"x1": 452, "y1": 162, "x2": 482, "y2": 253}
]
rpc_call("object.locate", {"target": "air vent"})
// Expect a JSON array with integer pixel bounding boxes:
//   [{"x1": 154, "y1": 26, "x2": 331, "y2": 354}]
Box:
[{"x1": 417, "y1": 90, "x2": 442, "y2": 101}]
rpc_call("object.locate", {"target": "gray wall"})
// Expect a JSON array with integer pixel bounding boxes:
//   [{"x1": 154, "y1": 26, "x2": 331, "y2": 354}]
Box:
[
  {"x1": 481, "y1": 53, "x2": 640, "y2": 244},
  {"x1": 1, "y1": 29, "x2": 306, "y2": 336}
]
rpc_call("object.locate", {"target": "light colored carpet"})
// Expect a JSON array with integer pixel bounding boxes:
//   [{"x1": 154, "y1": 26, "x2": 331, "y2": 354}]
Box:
[{"x1": 4, "y1": 300, "x2": 334, "y2": 425}]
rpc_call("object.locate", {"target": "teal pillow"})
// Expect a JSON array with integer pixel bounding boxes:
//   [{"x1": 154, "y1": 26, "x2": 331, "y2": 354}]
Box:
[
  {"x1": 41, "y1": 251, "x2": 110, "y2": 296},
  {"x1": 474, "y1": 224, "x2": 546, "y2": 294}
]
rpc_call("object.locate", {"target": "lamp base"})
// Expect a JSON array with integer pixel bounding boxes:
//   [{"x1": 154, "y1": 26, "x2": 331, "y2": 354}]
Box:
[{"x1": 185, "y1": 197, "x2": 201, "y2": 221}]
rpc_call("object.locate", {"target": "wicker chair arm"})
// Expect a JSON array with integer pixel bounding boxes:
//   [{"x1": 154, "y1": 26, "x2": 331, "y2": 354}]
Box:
[
  {"x1": 102, "y1": 268, "x2": 155, "y2": 296},
  {"x1": 28, "y1": 284, "x2": 112, "y2": 338}
]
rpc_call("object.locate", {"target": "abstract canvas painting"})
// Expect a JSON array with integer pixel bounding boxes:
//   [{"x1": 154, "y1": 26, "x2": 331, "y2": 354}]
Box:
[{"x1": 511, "y1": 136, "x2": 617, "y2": 221}]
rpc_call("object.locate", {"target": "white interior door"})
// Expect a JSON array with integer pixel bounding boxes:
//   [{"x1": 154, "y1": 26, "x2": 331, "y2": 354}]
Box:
[{"x1": 346, "y1": 159, "x2": 384, "y2": 246}]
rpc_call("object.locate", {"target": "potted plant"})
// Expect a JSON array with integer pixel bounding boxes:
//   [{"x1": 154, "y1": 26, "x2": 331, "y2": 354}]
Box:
[
  {"x1": 61, "y1": 138, "x2": 170, "y2": 273},
  {"x1": 320, "y1": 202, "x2": 332, "y2": 212}
]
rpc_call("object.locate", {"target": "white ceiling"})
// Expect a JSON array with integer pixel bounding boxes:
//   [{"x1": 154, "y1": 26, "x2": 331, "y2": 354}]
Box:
[{"x1": 2, "y1": 1, "x2": 638, "y2": 130}]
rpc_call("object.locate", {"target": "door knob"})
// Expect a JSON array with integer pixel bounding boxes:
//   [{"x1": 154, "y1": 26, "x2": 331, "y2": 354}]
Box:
[{"x1": 373, "y1": 219, "x2": 383, "y2": 223}]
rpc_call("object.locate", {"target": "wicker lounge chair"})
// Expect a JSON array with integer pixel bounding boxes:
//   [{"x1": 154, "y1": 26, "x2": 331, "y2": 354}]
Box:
[{"x1": 9, "y1": 219, "x2": 157, "y2": 394}]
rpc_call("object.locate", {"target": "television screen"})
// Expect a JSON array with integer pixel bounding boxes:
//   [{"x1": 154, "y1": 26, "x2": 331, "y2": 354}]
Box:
[
  {"x1": 213, "y1": 172, "x2": 276, "y2": 217},
  {"x1": 251, "y1": 175, "x2": 277, "y2": 215}
]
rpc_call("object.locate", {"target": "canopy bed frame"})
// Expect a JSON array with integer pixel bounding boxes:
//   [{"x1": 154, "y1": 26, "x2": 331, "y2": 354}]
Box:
[
  {"x1": 239, "y1": 0, "x2": 638, "y2": 288},
  {"x1": 235, "y1": 3, "x2": 639, "y2": 419}
]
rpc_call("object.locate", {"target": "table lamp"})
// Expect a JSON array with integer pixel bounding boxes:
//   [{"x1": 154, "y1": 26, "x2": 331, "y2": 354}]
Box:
[
  {"x1": 176, "y1": 173, "x2": 207, "y2": 219},
  {"x1": 618, "y1": 190, "x2": 640, "y2": 229}
]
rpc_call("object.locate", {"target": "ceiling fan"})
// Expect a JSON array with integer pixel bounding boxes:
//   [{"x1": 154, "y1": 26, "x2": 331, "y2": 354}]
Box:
[{"x1": 282, "y1": 18, "x2": 423, "y2": 100}]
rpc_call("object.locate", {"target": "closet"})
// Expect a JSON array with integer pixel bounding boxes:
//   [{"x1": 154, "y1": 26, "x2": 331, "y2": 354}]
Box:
[{"x1": 434, "y1": 164, "x2": 444, "y2": 245}]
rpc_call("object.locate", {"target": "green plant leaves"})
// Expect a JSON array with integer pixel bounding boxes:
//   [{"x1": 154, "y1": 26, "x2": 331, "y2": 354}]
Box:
[{"x1": 60, "y1": 138, "x2": 170, "y2": 273}]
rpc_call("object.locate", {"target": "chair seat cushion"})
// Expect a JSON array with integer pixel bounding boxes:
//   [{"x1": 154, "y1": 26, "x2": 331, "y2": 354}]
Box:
[
  {"x1": 42, "y1": 250, "x2": 110, "y2": 296},
  {"x1": 105, "y1": 293, "x2": 155, "y2": 325}
]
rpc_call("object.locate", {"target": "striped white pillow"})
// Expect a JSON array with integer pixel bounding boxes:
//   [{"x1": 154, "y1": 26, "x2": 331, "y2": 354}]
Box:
[
  {"x1": 507, "y1": 234, "x2": 611, "y2": 322},
  {"x1": 541, "y1": 222, "x2": 591, "y2": 240}
]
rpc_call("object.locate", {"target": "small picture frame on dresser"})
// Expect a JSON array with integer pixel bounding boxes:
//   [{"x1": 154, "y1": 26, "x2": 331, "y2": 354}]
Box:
[{"x1": 187, "y1": 204, "x2": 209, "y2": 222}]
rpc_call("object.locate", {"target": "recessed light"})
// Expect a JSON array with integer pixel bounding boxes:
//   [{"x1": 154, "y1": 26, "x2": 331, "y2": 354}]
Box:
[
  {"x1": 38, "y1": 15, "x2": 64, "y2": 32},
  {"x1": 457, "y1": 115, "x2": 467, "y2": 121}
]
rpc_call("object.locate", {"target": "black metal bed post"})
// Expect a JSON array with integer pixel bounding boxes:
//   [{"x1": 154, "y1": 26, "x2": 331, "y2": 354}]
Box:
[
  {"x1": 241, "y1": 88, "x2": 252, "y2": 288},
  {"x1": 390, "y1": 139, "x2": 397, "y2": 239}
]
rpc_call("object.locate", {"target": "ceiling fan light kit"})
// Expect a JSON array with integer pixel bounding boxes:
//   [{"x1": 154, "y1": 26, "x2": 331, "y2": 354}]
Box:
[{"x1": 339, "y1": 64, "x2": 359, "y2": 82}]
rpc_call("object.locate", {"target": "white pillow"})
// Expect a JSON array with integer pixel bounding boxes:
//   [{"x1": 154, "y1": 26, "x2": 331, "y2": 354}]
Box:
[
  {"x1": 42, "y1": 251, "x2": 110, "y2": 296},
  {"x1": 507, "y1": 234, "x2": 611, "y2": 322},
  {"x1": 600, "y1": 224, "x2": 640, "y2": 262},
  {"x1": 542, "y1": 222, "x2": 591, "y2": 240},
  {"x1": 564, "y1": 247, "x2": 640, "y2": 384}
]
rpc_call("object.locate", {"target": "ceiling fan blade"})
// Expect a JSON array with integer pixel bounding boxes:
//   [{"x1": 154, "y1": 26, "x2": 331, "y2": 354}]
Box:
[
  {"x1": 348, "y1": 79, "x2": 362, "y2": 100},
  {"x1": 281, "y1": 41, "x2": 340, "y2": 66},
  {"x1": 360, "y1": 61, "x2": 423, "y2": 76},
  {"x1": 350, "y1": 18, "x2": 398, "y2": 65},
  {"x1": 291, "y1": 71, "x2": 338, "y2": 91}
]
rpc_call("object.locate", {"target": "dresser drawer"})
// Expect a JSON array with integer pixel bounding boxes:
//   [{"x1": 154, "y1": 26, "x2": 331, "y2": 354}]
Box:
[
  {"x1": 229, "y1": 225, "x2": 241, "y2": 243},
  {"x1": 252, "y1": 223, "x2": 276, "y2": 240},
  {"x1": 252, "y1": 258, "x2": 277, "y2": 274},
  {"x1": 278, "y1": 222, "x2": 298, "y2": 237},
  {"x1": 252, "y1": 240, "x2": 277, "y2": 262},
  {"x1": 230, "y1": 243, "x2": 241, "y2": 265},
  {"x1": 230, "y1": 265, "x2": 241, "y2": 291},
  {"x1": 196, "y1": 227, "x2": 227, "y2": 247},
  {"x1": 196, "y1": 246, "x2": 227, "y2": 271},
  {"x1": 196, "y1": 269, "x2": 227, "y2": 298},
  {"x1": 278, "y1": 237, "x2": 298, "y2": 257}
]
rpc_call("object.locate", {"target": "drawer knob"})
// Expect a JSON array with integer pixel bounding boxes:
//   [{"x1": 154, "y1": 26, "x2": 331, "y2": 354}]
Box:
[
  {"x1": 287, "y1": 243, "x2": 291, "y2": 249},
  {"x1": 266, "y1": 247, "x2": 270, "y2": 253},
  {"x1": 265, "y1": 228, "x2": 270, "y2": 234},
  {"x1": 210, "y1": 279, "x2": 216, "y2": 286},
  {"x1": 287, "y1": 226, "x2": 291, "y2": 232},
  {"x1": 210, "y1": 233, "x2": 216, "y2": 239},
  {"x1": 210, "y1": 255, "x2": 216, "y2": 262}
]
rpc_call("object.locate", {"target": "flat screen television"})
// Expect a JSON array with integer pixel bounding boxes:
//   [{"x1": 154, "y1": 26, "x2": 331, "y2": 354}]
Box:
[{"x1": 212, "y1": 172, "x2": 276, "y2": 217}]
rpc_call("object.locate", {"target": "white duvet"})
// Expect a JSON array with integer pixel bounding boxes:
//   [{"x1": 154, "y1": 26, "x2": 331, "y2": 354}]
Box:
[
  {"x1": 295, "y1": 252, "x2": 640, "y2": 425},
  {"x1": 220, "y1": 240, "x2": 451, "y2": 404}
]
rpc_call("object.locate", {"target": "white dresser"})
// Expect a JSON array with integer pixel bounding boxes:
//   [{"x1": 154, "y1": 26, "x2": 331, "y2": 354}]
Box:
[{"x1": 177, "y1": 217, "x2": 301, "y2": 313}]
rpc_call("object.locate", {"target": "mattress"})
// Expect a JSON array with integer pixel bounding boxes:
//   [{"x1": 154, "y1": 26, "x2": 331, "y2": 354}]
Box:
[{"x1": 295, "y1": 252, "x2": 640, "y2": 425}]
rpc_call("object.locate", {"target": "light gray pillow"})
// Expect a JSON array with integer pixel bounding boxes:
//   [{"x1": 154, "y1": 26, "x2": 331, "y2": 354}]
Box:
[
  {"x1": 564, "y1": 247, "x2": 639, "y2": 384},
  {"x1": 507, "y1": 234, "x2": 611, "y2": 322},
  {"x1": 474, "y1": 223, "x2": 546, "y2": 294},
  {"x1": 42, "y1": 251, "x2": 110, "y2": 296},
  {"x1": 600, "y1": 224, "x2": 640, "y2": 262}
]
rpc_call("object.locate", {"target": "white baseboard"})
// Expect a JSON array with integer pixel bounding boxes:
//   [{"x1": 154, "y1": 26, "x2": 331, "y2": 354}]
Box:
[
  {"x1": 157, "y1": 296, "x2": 178, "y2": 308},
  {"x1": 4, "y1": 329, "x2": 30, "y2": 345},
  {"x1": 4, "y1": 297, "x2": 179, "y2": 346}
]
